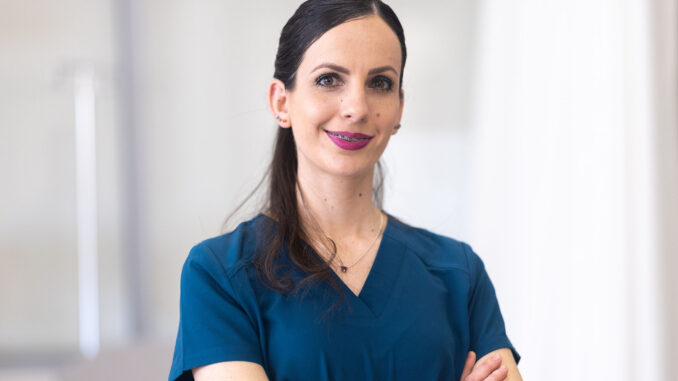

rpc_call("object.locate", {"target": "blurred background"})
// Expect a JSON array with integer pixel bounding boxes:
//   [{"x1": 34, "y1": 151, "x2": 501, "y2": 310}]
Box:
[{"x1": 1, "y1": 0, "x2": 676, "y2": 380}]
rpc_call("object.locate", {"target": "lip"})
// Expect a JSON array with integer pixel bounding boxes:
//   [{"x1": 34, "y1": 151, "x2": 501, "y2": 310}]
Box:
[{"x1": 324, "y1": 130, "x2": 373, "y2": 151}]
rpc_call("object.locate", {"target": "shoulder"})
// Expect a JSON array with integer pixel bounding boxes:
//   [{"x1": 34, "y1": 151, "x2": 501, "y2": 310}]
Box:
[
  {"x1": 184, "y1": 214, "x2": 269, "y2": 279},
  {"x1": 386, "y1": 215, "x2": 481, "y2": 274}
]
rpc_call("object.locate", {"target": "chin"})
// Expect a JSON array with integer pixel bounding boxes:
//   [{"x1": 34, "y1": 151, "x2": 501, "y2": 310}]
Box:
[{"x1": 324, "y1": 158, "x2": 374, "y2": 178}]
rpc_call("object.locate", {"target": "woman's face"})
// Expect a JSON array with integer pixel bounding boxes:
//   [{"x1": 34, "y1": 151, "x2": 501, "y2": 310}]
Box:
[{"x1": 282, "y1": 15, "x2": 404, "y2": 179}]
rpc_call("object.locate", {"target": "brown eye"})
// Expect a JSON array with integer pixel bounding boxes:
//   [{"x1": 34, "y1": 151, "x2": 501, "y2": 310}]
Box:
[
  {"x1": 371, "y1": 75, "x2": 394, "y2": 92},
  {"x1": 315, "y1": 73, "x2": 342, "y2": 88}
]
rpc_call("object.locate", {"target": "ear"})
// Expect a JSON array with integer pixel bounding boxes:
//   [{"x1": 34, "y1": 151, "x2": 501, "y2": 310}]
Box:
[
  {"x1": 392, "y1": 89, "x2": 405, "y2": 135},
  {"x1": 268, "y1": 79, "x2": 291, "y2": 128}
]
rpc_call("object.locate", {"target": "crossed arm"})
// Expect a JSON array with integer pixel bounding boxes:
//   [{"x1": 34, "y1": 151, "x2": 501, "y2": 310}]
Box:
[{"x1": 192, "y1": 347, "x2": 522, "y2": 381}]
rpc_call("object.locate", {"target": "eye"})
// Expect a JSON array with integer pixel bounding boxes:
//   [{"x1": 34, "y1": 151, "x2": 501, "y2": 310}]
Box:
[
  {"x1": 315, "y1": 73, "x2": 342, "y2": 88},
  {"x1": 370, "y1": 75, "x2": 394, "y2": 92}
]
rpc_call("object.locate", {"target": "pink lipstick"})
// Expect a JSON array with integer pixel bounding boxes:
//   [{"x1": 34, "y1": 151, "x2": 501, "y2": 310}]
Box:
[{"x1": 324, "y1": 130, "x2": 373, "y2": 151}]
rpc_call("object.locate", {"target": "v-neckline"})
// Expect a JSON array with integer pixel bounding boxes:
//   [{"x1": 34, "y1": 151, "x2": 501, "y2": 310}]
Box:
[
  {"x1": 339, "y1": 214, "x2": 390, "y2": 297},
  {"x1": 325, "y1": 214, "x2": 405, "y2": 319},
  {"x1": 257, "y1": 212, "x2": 406, "y2": 319}
]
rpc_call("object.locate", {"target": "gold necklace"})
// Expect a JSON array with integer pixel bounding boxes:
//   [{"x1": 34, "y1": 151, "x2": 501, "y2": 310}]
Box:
[
  {"x1": 333, "y1": 212, "x2": 385, "y2": 273},
  {"x1": 296, "y1": 182, "x2": 385, "y2": 273}
]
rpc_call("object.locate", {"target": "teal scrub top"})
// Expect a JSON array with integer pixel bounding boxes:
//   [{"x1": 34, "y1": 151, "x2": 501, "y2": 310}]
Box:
[{"x1": 169, "y1": 213, "x2": 519, "y2": 381}]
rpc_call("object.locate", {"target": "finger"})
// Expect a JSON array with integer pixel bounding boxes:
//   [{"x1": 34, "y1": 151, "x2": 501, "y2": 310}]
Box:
[
  {"x1": 460, "y1": 351, "x2": 476, "y2": 380},
  {"x1": 485, "y1": 365, "x2": 508, "y2": 381},
  {"x1": 466, "y1": 354, "x2": 502, "y2": 381}
]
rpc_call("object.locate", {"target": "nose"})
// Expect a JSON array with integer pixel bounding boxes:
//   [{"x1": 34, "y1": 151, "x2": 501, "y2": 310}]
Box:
[{"x1": 340, "y1": 85, "x2": 369, "y2": 123}]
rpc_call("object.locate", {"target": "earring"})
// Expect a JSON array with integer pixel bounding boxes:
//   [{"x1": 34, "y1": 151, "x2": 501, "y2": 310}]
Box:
[
  {"x1": 395, "y1": 124, "x2": 401, "y2": 130},
  {"x1": 275, "y1": 114, "x2": 288, "y2": 124}
]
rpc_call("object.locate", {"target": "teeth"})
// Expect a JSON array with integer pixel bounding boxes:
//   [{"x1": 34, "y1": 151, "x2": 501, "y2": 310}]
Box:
[{"x1": 327, "y1": 131, "x2": 370, "y2": 142}]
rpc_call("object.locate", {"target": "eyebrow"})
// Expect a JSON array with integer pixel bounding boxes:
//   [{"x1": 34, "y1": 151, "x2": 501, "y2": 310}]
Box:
[{"x1": 311, "y1": 63, "x2": 398, "y2": 76}]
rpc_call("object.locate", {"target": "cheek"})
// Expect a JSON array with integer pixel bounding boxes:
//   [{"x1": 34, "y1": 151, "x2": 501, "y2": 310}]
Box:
[
  {"x1": 370, "y1": 98, "x2": 400, "y2": 123},
  {"x1": 299, "y1": 96, "x2": 337, "y2": 126}
]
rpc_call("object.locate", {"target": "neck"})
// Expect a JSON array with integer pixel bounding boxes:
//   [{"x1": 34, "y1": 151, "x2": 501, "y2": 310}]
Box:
[{"x1": 296, "y1": 162, "x2": 381, "y2": 243}]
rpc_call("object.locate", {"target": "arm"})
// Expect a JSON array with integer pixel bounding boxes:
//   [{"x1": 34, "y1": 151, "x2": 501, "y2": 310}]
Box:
[
  {"x1": 461, "y1": 348, "x2": 522, "y2": 381},
  {"x1": 463, "y1": 244, "x2": 521, "y2": 380},
  {"x1": 193, "y1": 361, "x2": 269, "y2": 381},
  {"x1": 169, "y1": 244, "x2": 267, "y2": 381}
]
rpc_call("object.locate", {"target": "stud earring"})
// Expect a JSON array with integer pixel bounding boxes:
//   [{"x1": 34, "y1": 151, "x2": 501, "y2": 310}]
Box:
[{"x1": 395, "y1": 124, "x2": 402, "y2": 130}]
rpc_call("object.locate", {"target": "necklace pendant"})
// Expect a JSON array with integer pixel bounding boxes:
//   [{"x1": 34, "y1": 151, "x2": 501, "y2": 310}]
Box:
[{"x1": 340, "y1": 266, "x2": 348, "y2": 273}]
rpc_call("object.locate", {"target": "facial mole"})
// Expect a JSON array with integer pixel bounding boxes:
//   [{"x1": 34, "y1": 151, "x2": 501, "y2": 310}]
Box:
[
  {"x1": 358, "y1": 193, "x2": 362, "y2": 197},
  {"x1": 376, "y1": 113, "x2": 380, "y2": 118}
]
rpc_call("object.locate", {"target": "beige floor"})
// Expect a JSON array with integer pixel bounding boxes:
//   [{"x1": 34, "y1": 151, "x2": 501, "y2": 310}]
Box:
[
  {"x1": 0, "y1": 342, "x2": 173, "y2": 381},
  {"x1": 0, "y1": 369, "x2": 59, "y2": 381}
]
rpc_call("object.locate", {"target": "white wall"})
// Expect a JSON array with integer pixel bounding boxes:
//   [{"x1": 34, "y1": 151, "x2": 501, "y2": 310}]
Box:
[
  {"x1": 467, "y1": 0, "x2": 674, "y2": 379},
  {"x1": 0, "y1": 0, "x2": 127, "y2": 353}
]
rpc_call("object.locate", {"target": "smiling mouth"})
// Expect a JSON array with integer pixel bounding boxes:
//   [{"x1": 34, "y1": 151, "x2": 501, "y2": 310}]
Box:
[{"x1": 324, "y1": 130, "x2": 372, "y2": 142}]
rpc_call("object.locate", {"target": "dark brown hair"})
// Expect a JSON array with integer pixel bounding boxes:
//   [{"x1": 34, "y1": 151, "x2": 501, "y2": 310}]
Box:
[{"x1": 232, "y1": 0, "x2": 407, "y2": 306}]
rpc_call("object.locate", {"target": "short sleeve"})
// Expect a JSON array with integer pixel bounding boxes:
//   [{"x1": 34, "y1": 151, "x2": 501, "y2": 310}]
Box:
[
  {"x1": 168, "y1": 243, "x2": 263, "y2": 381},
  {"x1": 464, "y1": 243, "x2": 520, "y2": 364}
]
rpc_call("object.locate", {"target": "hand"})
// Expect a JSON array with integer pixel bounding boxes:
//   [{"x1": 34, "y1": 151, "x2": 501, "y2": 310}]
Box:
[{"x1": 460, "y1": 351, "x2": 508, "y2": 381}]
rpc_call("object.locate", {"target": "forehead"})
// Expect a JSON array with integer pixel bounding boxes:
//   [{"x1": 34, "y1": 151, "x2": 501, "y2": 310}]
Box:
[{"x1": 298, "y1": 15, "x2": 402, "y2": 75}]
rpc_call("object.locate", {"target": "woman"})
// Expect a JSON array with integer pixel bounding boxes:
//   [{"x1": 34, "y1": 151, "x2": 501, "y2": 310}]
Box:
[{"x1": 169, "y1": 1, "x2": 521, "y2": 380}]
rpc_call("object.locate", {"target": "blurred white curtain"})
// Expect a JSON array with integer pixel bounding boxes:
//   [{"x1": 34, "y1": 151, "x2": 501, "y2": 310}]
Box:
[{"x1": 468, "y1": 0, "x2": 676, "y2": 380}]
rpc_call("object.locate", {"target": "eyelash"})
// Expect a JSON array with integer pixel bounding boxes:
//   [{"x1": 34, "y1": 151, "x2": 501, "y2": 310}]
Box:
[
  {"x1": 315, "y1": 73, "x2": 342, "y2": 88},
  {"x1": 371, "y1": 75, "x2": 394, "y2": 92},
  {"x1": 314, "y1": 73, "x2": 395, "y2": 92}
]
